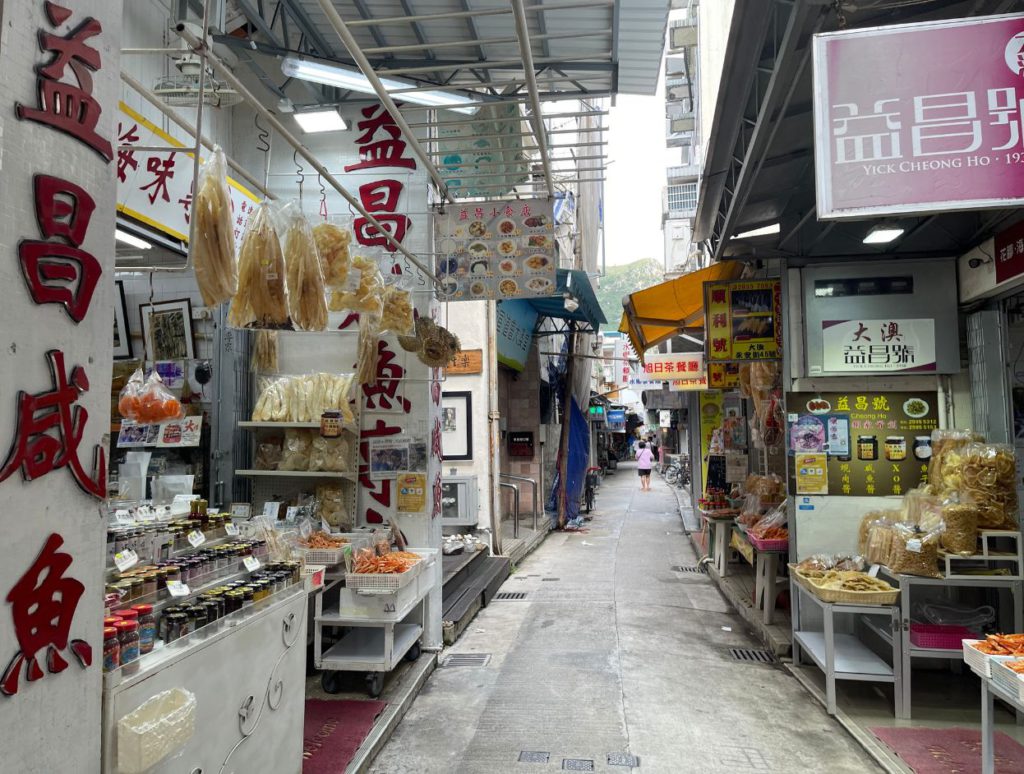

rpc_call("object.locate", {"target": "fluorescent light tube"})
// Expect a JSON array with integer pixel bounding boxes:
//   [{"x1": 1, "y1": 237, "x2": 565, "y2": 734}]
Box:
[
  {"x1": 282, "y1": 57, "x2": 479, "y2": 115},
  {"x1": 863, "y1": 226, "x2": 905, "y2": 244},
  {"x1": 115, "y1": 229, "x2": 152, "y2": 250},
  {"x1": 733, "y1": 223, "x2": 780, "y2": 239},
  {"x1": 294, "y1": 108, "x2": 348, "y2": 133}
]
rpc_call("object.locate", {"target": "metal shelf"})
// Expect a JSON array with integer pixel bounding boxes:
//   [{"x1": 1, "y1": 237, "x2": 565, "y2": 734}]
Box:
[
  {"x1": 319, "y1": 622, "x2": 422, "y2": 673},
  {"x1": 859, "y1": 615, "x2": 960, "y2": 658},
  {"x1": 794, "y1": 631, "x2": 895, "y2": 681},
  {"x1": 238, "y1": 421, "x2": 358, "y2": 432},
  {"x1": 235, "y1": 469, "x2": 357, "y2": 480}
]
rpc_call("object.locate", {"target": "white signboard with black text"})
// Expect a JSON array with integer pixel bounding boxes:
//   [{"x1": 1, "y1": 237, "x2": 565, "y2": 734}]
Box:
[{"x1": 822, "y1": 318, "x2": 936, "y2": 373}]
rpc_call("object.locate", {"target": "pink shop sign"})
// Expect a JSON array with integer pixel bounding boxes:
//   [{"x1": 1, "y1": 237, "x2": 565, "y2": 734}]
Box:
[{"x1": 813, "y1": 13, "x2": 1024, "y2": 219}]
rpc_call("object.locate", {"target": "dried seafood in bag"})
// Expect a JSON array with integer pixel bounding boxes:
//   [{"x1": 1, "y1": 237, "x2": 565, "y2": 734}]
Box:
[
  {"x1": 328, "y1": 254, "x2": 384, "y2": 315},
  {"x1": 282, "y1": 204, "x2": 328, "y2": 331},
  {"x1": 312, "y1": 222, "x2": 352, "y2": 287},
  {"x1": 192, "y1": 146, "x2": 238, "y2": 306},
  {"x1": 317, "y1": 484, "x2": 352, "y2": 531},
  {"x1": 379, "y1": 284, "x2": 415, "y2": 335},
  {"x1": 888, "y1": 522, "x2": 942, "y2": 578},
  {"x1": 251, "y1": 330, "x2": 279, "y2": 373},
  {"x1": 251, "y1": 373, "x2": 356, "y2": 423},
  {"x1": 357, "y1": 318, "x2": 381, "y2": 386},
  {"x1": 309, "y1": 435, "x2": 351, "y2": 472},
  {"x1": 929, "y1": 428, "x2": 983, "y2": 493},
  {"x1": 941, "y1": 500, "x2": 979, "y2": 555},
  {"x1": 279, "y1": 429, "x2": 313, "y2": 471},
  {"x1": 960, "y1": 443, "x2": 1018, "y2": 528},
  {"x1": 228, "y1": 201, "x2": 289, "y2": 329}
]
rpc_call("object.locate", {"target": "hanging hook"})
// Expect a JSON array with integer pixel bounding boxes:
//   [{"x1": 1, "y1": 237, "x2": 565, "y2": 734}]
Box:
[
  {"x1": 254, "y1": 114, "x2": 270, "y2": 153},
  {"x1": 293, "y1": 149, "x2": 305, "y2": 204},
  {"x1": 318, "y1": 173, "x2": 327, "y2": 220}
]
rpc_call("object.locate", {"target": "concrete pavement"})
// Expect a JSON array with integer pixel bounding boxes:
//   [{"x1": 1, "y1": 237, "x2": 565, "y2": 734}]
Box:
[{"x1": 368, "y1": 462, "x2": 879, "y2": 773}]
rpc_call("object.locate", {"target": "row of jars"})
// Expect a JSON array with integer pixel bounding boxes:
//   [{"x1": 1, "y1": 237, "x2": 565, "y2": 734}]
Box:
[
  {"x1": 107, "y1": 514, "x2": 237, "y2": 566},
  {"x1": 102, "y1": 562, "x2": 302, "y2": 673},
  {"x1": 107, "y1": 540, "x2": 270, "y2": 604}
]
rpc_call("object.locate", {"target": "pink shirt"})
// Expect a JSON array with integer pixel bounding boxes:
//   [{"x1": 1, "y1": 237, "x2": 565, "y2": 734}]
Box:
[{"x1": 635, "y1": 448, "x2": 654, "y2": 469}]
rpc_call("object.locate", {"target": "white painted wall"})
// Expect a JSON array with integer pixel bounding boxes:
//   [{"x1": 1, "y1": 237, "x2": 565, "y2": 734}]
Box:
[
  {"x1": 697, "y1": 0, "x2": 736, "y2": 167},
  {"x1": 0, "y1": 1, "x2": 121, "y2": 770}
]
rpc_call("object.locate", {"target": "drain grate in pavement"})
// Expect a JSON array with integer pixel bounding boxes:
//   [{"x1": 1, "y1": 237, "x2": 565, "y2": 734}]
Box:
[
  {"x1": 441, "y1": 653, "x2": 491, "y2": 668},
  {"x1": 494, "y1": 591, "x2": 528, "y2": 600},
  {"x1": 518, "y1": 751, "x2": 550, "y2": 764},
  {"x1": 562, "y1": 760, "x2": 595, "y2": 771},
  {"x1": 541, "y1": 577, "x2": 561, "y2": 582},
  {"x1": 671, "y1": 565, "x2": 706, "y2": 574},
  {"x1": 728, "y1": 647, "x2": 776, "y2": 664},
  {"x1": 607, "y1": 753, "x2": 641, "y2": 767}
]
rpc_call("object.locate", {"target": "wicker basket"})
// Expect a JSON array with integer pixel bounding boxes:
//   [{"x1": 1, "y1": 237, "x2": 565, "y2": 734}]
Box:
[{"x1": 789, "y1": 565, "x2": 899, "y2": 605}]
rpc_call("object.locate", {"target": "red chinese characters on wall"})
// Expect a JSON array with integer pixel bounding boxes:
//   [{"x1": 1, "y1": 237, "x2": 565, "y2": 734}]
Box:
[
  {"x1": 2, "y1": 533, "x2": 92, "y2": 696},
  {"x1": 362, "y1": 341, "x2": 411, "y2": 413},
  {"x1": 16, "y1": 2, "x2": 113, "y2": 161}
]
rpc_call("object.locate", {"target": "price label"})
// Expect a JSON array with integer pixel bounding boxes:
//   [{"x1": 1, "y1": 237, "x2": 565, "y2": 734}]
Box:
[
  {"x1": 225, "y1": 523, "x2": 240, "y2": 537},
  {"x1": 243, "y1": 555, "x2": 261, "y2": 572},
  {"x1": 906, "y1": 538, "x2": 922, "y2": 554},
  {"x1": 321, "y1": 518, "x2": 333, "y2": 534},
  {"x1": 263, "y1": 501, "x2": 282, "y2": 519},
  {"x1": 231, "y1": 503, "x2": 252, "y2": 520},
  {"x1": 187, "y1": 530, "x2": 206, "y2": 548},
  {"x1": 113, "y1": 549, "x2": 138, "y2": 572},
  {"x1": 114, "y1": 509, "x2": 132, "y2": 524},
  {"x1": 868, "y1": 564, "x2": 881, "y2": 577},
  {"x1": 167, "y1": 580, "x2": 190, "y2": 598},
  {"x1": 285, "y1": 506, "x2": 300, "y2": 522}
]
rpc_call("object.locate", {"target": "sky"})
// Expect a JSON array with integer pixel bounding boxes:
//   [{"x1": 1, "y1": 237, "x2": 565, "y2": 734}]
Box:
[{"x1": 603, "y1": 72, "x2": 673, "y2": 268}]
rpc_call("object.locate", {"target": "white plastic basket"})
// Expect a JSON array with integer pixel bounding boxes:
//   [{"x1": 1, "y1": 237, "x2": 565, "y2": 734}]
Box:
[
  {"x1": 117, "y1": 687, "x2": 196, "y2": 774},
  {"x1": 346, "y1": 555, "x2": 425, "y2": 594},
  {"x1": 963, "y1": 640, "x2": 1017, "y2": 678},
  {"x1": 992, "y1": 659, "x2": 1024, "y2": 702},
  {"x1": 295, "y1": 545, "x2": 346, "y2": 566},
  {"x1": 303, "y1": 564, "x2": 326, "y2": 592}
]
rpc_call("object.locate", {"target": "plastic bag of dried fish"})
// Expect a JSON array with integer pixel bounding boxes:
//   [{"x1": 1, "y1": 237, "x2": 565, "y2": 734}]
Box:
[
  {"x1": 191, "y1": 146, "x2": 237, "y2": 307},
  {"x1": 228, "y1": 200, "x2": 289, "y2": 329},
  {"x1": 328, "y1": 253, "x2": 384, "y2": 316},
  {"x1": 312, "y1": 218, "x2": 353, "y2": 288},
  {"x1": 281, "y1": 202, "x2": 328, "y2": 331}
]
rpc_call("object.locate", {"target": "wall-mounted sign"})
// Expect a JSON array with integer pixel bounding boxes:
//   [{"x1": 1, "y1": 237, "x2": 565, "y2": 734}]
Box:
[
  {"x1": 786, "y1": 391, "x2": 938, "y2": 497},
  {"x1": 708, "y1": 362, "x2": 740, "y2": 390},
  {"x1": 496, "y1": 300, "x2": 537, "y2": 372},
  {"x1": 433, "y1": 198, "x2": 557, "y2": 301},
  {"x1": 996, "y1": 220, "x2": 1024, "y2": 285},
  {"x1": 704, "y1": 279, "x2": 782, "y2": 362},
  {"x1": 822, "y1": 318, "x2": 936, "y2": 373},
  {"x1": 445, "y1": 349, "x2": 483, "y2": 375},
  {"x1": 642, "y1": 352, "x2": 703, "y2": 380},
  {"x1": 606, "y1": 410, "x2": 626, "y2": 432},
  {"x1": 794, "y1": 453, "x2": 829, "y2": 495},
  {"x1": 813, "y1": 14, "x2": 1024, "y2": 219},
  {"x1": 117, "y1": 102, "x2": 259, "y2": 245},
  {"x1": 508, "y1": 432, "x2": 535, "y2": 458},
  {"x1": 669, "y1": 374, "x2": 709, "y2": 391}
]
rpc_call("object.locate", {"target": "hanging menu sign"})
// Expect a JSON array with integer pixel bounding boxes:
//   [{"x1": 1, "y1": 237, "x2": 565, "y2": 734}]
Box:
[
  {"x1": 433, "y1": 199, "x2": 557, "y2": 301},
  {"x1": 704, "y1": 279, "x2": 782, "y2": 362},
  {"x1": 786, "y1": 391, "x2": 939, "y2": 497}
]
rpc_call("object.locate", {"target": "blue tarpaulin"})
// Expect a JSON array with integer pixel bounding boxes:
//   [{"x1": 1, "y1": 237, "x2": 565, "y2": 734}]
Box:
[{"x1": 545, "y1": 397, "x2": 591, "y2": 528}]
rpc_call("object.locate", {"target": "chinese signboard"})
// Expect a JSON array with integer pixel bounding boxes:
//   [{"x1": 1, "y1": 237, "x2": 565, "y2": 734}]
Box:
[
  {"x1": 813, "y1": 14, "x2": 1024, "y2": 219},
  {"x1": 822, "y1": 319, "x2": 936, "y2": 373},
  {"x1": 708, "y1": 362, "x2": 741, "y2": 390},
  {"x1": 508, "y1": 432, "x2": 534, "y2": 458},
  {"x1": 996, "y1": 219, "x2": 1024, "y2": 284},
  {"x1": 642, "y1": 352, "x2": 704, "y2": 380},
  {"x1": 699, "y1": 391, "x2": 724, "y2": 495},
  {"x1": 445, "y1": 349, "x2": 483, "y2": 375},
  {"x1": 433, "y1": 199, "x2": 557, "y2": 300},
  {"x1": 786, "y1": 391, "x2": 938, "y2": 497},
  {"x1": 116, "y1": 102, "x2": 259, "y2": 245},
  {"x1": 669, "y1": 374, "x2": 709, "y2": 391},
  {"x1": 496, "y1": 300, "x2": 538, "y2": 372},
  {"x1": 704, "y1": 279, "x2": 782, "y2": 362},
  {"x1": 606, "y1": 410, "x2": 626, "y2": 432}
]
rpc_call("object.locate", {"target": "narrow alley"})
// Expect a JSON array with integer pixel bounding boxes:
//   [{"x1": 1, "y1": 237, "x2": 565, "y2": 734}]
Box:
[{"x1": 369, "y1": 465, "x2": 879, "y2": 774}]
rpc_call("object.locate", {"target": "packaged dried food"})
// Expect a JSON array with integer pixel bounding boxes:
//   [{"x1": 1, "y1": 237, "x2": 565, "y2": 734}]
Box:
[
  {"x1": 905, "y1": 489, "x2": 944, "y2": 533},
  {"x1": 941, "y1": 498, "x2": 979, "y2": 555},
  {"x1": 254, "y1": 439, "x2": 283, "y2": 471},
  {"x1": 251, "y1": 330, "x2": 278, "y2": 373},
  {"x1": 316, "y1": 484, "x2": 352, "y2": 531},
  {"x1": 328, "y1": 253, "x2": 384, "y2": 315},
  {"x1": 888, "y1": 522, "x2": 942, "y2": 578},
  {"x1": 379, "y1": 283, "x2": 415, "y2": 335},
  {"x1": 191, "y1": 146, "x2": 237, "y2": 307},
  {"x1": 357, "y1": 316, "x2": 381, "y2": 386},
  {"x1": 795, "y1": 555, "x2": 832, "y2": 572},
  {"x1": 118, "y1": 367, "x2": 146, "y2": 421},
  {"x1": 865, "y1": 517, "x2": 896, "y2": 566},
  {"x1": 228, "y1": 201, "x2": 289, "y2": 329},
  {"x1": 134, "y1": 371, "x2": 183, "y2": 424},
  {"x1": 858, "y1": 511, "x2": 885, "y2": 555},
  {"x1": 929, "y1": 428, "x2": 984, "y2": 493},
  {"x1": 959, "y1": 443, "x2": 1018, "y2": 529},
  {"x1": 309, "y1": 434, "x2": 351, "y2": 472},
  {"x1": 281, "y1": 202, "x2": 328, "y2": 331},
  {"x1": 251, "y1": 373, "x2": 355, "y2": 424},
  {"x1": 279, "y1": 429, "x2": 313, "y2": 471},
  {"x1": 312, "y1": 220, "x2": 352, "y2": 287}
]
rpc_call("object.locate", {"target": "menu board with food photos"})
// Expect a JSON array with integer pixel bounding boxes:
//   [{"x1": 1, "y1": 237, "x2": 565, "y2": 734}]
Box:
[{"x1": 433, "y1": 198, "x2": 558, "y2": 301}]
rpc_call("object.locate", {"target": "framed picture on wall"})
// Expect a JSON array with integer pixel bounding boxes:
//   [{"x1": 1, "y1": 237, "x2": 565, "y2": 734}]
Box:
[
  {"x1": 113, "y1": 280, "x2": 133, "y2": 360},
  {"x1": 139, "y1": 298, "x2": 195, "y2": 362},
  {"x1": 441, "y1": 391, "x2": 473, "y2": 460}
]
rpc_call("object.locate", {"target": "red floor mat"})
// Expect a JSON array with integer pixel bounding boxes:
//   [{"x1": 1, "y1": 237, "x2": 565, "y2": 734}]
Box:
[
  {"x1": 303, "y1": 699, "x2": 387, "y2": 774},
  {"x1": 871, "y1": 726, "x2": 1024, "y2": 774}
]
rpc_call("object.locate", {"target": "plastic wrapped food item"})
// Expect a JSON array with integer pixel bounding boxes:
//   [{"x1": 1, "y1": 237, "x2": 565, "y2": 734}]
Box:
[
  {"x1": 312, "y1": 221, "x2": 352, "y2": 287},
  {"x1": 357, "y1": 318, "x2": 381, "y2": 386},
  {"x1": 118, "y1": 368, "x2": 146, "y2": 421},
  {"x1": 941, "y1": 499, "x2": 979, "y2": 555},
  {"x1": 254, "y1": 439, "x2": 283, "y2": 471},
  {"x1": 959, "y1": 443, "x2": 1019, "y2": 528},
  {"x1": 228, "y1": 201, "x2": 289, "y2": 329},
  {"x1": 328, "y1": 254, "x2": 384, "y2": 315},
  {"x1": 133, "y1": 371, "x2": 183, "y2": 424},
  {"x1": 282, "y1": 203, "x2": 328, "y2": 331},
  {"x1": 251, "y1": 330, "x2": 278, "y2": 373},
  {"x1": 191, "y1": 146, "x2": 237, "y2": 307},
  {"x1": 929, "y1": 428, "x2": 984, "y2": 492},
  {"x1": 858, "y1": 511, "x2": 885, "y2": 556},
  {"x1": 865, "y1": 517, "x2": 896, "y2": 566},
  {"x1": 317, "y1": 484, "x2": 352, "y2": 531},
  {"x1": 279, "y1": 429, "x2": 313, "y2": 471},
  {"x1": 251, "y1": 374, "x2": 355, "y2": 423},
  {"x1": 888, "y1": 522, "x2": 942, "y2": 578},
  {"x1": 379, "y1": 283, "x2": 415, "y2": 335},
  {"x1": 905, "y1": 489, "x2": 944, "y2": 533},
  {"x1": 309, "y1": 435, "x2": 351, "y2": 472}
]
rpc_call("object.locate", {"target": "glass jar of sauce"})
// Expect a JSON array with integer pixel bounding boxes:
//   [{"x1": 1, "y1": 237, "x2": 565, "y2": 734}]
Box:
[
  {"x1": 103, "y1": 627, "x2": 120, "y2": 673},
  {"x1": 116, "y1": 621, "x2": 140, "y2": 673},
  {"x1": 320, "y1": 410, "x2": 343, "y2": 438},
  {"x1": 133, "y1": 604, "x2": 157, "y2": 654},
  {"x1": 913, "y1": 436, "x2": 932, "y2": 461},
  {"x1": 884, "y1": 436, "x2": 907, "y2": 461},
  {"x1": 857, "y1": 435, "x2": 878, "y2": 461}
]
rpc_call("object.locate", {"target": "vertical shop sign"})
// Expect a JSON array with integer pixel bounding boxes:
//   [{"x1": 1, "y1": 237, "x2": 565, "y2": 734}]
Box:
[
  {"x1": 821, "y1": 319, "x2": 936, "y2": 373},
  {"x1": 708, "y1": 362, "x2": 740, "y2": 390},
  {"x1": 786, "y1": 391, "x2": 938, "y2": 496},
  {"x1": 995, "y1": 219, "x2": 1024, "y2": 284},
  {"x1": 813, "y1": 14, "x2": 1024, "y2": 219},
  {"x1": 704, "y1": 279, "x2": 782, "y2": 362},
  {"x1": 698, "y1": 391, "x2": 724, "y2": 495}
]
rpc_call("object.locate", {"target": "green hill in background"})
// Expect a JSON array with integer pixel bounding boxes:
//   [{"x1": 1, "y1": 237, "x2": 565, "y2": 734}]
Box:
[{"x1": 595, "y1": 258, "x2": 663, "y2": 330}]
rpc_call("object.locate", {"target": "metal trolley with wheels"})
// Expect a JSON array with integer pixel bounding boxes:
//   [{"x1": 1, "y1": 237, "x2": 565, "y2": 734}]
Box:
[{"x1": 313, "y1": 549, "x2": 437, "y2": 697}]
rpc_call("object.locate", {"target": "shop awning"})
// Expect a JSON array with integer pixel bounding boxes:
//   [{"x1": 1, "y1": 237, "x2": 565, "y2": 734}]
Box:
[
  {"x1": 618, "y1": 261, "x2": 743, "y2": 356},
  {"x1": 527, "y1": 269, "x2": 607, "y2": 333}
]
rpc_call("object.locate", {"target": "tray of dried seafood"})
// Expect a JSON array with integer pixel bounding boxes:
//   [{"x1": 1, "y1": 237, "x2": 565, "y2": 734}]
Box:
[{"x1": 789, "y1": 565, "x2": 900, "y2": 605}]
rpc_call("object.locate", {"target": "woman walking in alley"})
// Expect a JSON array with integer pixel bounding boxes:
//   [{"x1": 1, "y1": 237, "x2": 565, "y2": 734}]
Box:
[{"x1": 635, "y1": 441, "x2": 654, "y2": 491}]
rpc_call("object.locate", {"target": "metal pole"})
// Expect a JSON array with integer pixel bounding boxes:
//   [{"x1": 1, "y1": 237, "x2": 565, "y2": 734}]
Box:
[
  {"x1": 405, "y1": 110, "x2": 608, "y2": 129},
  {"x1": 120, "y1": 71, "x2": 274, "y2": 199},
  {"x1": 500, "y1": 483, "x2": 521, "y2": 540},
  {"x1": 346, "y1": 0, "x2": 614, "y2": 28},
  {"x1": 174, "y1": 23, "x2": 441, "y2": 285},
  {"x1": 488, "y1": 299, "x2": 503, "y2": 555},
  {"x1": 313, "y1": 0, "x2": 455, "y2": 204},
  {"x1": 362, "y1": 29, "x2": 609, "y2": 55},
  {"x1": 376, "y1": 52, "x2": 612, "y2": 78},
  {"x1": 181, "y1": 1, "x2": 210, "y2": 273},
  {"x1": 501, "y1": 474, "x2": 538, "y2": 533}
]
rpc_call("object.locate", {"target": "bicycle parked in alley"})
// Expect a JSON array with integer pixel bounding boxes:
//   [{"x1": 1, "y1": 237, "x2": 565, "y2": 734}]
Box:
[{"x1": 663, "y1": 454, "x2": 691, "y2": 488}]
